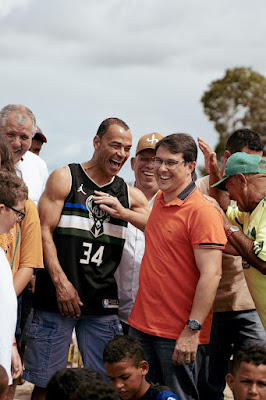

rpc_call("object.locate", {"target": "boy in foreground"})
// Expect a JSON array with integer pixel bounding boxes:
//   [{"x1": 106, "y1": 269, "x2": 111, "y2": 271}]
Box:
[
  {"x1": 226, "y1": 345, "x2": 266, "y2": 400},
  {"x1": 103, "y1": 336, "x2": 179, "y2": 400}
]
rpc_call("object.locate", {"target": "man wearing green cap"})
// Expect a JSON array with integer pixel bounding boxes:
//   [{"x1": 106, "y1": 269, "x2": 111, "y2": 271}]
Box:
[{"x1": 212, "y1": 152, "x2": 266, "y2": 330}]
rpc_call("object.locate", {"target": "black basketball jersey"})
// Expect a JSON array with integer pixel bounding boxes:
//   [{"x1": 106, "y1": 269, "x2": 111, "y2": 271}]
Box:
[{"x1": 33, "y1": 164, "x2": 129, "y2": 315}]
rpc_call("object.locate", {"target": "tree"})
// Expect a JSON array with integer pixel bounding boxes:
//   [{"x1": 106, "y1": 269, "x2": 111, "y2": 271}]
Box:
[{"x1": 201, "y1": 67, "x2": 266, "y2": 159}]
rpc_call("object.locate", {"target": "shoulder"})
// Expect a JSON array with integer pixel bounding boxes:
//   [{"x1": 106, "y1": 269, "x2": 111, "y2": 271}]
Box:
[
  {"x1": 25, "y1": 198, "x2": 38, "y2": 212},
  {"x1": 22, "y1": 199, "x2": 39, "y2": 225},
  {"x1": 187, "y1": 188, "x2": 211, "y2": 210},
  {"x1": 128, "y1": 185, "x2": 148, "y2": 203},
  {"x1": 42, "y1": 166, "x2": 71, "y2": 201},
  {"x1": 147, "y1": 384, "x2": 180, "y2": 400},
  {"x1": 187, "y1": 190, "x2": 224, "y2": 225},
  {"x1": 23, "y1": 151, "x2": 47, "y2": 169},
  {"x1": 195, "y1": 175, "x2": 209, "y2": 195}
]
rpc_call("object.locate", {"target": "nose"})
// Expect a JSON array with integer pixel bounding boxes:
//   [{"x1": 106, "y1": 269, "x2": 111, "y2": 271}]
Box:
[
  {"x1": 118, "y1": 147, "x2": 126, "y2": 157},
  {"x1": 146, "y1": 159, "x2": 155, "y2": 168},
  {"x1": 117, "y1": 147, "x2": 126, "y2": 159},
  {"x1": 114, "y1": 380, "x2": 124, "y2": 390},
  {"x1": 249, "y1": 383, "x2": 259, "y2": 395},
  {"x1": 10, "y1": 136, "x2": 21, "y2": 148},
  {"x1": 158, "y1": 161, "x2": 167, "y2": 173}
]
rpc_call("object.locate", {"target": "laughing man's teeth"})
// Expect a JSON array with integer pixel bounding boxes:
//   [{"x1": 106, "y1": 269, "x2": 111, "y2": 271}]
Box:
[
  {"x1": 160, "y1": 175, "x2": 170, "y2": 180},
  {"x1": 143, "y1": 172, "x2": 154, "y2": 176},
  {"x1": 110, "y1": 159, "x2": 122, "y2": 166}
]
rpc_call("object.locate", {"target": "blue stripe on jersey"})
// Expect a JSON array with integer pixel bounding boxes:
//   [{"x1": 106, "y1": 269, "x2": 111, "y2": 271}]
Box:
[{"x1": 65, "y1": 202, "x2": 87, "y2": 210}]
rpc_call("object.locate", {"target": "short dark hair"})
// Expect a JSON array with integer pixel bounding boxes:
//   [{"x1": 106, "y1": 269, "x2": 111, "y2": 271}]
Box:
[
  {"x1": 226, "y1": 129, "x2": 263, "y2": 154},
  {"x1": 155, "y1": 133, "x2": 198, "y2": 163},
  {"x1": 96, "y1": 118, "x2": 130, "y2": 139},
  {"x1": 232, "y1": 344, "x2": 266, "y2": 375},
  {"x1": 0, "y1": 170, "x2": 28, "y2": 206},
  {"x1": 46, "y1": 368, "x2": 104, "y2": 400},
  {"x1": 69, "y1": 379, "x2": 120, "y2": 400},
  {"x1": 103, "y1": 335, "x2": 145, "y2": 367}
]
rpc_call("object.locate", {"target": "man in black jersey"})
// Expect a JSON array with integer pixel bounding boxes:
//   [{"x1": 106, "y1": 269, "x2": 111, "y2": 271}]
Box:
[{"x1": 23, "y1": 118, "x2": 150, "y2": 400}]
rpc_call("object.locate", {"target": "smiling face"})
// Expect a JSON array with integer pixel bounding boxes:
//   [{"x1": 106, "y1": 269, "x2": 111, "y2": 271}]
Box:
[
  {"x1": 94, "y1": 124, "x2": 132, "y2": 180},
  {"x1": 104, "y1": 358, "x2": 149, "y2": 400},
  {"x1": 131, "y1": 149, "x2": 158, "y2": 196},
  {"x1": 226, "y1": 362, "x2": 266, "y2": 400},
  {"x1": 0, "y1": 112, "x2": 33, "y2": 163},
  {"x1": 154, "y1": 145, "x2": 196, "y2": 203}
]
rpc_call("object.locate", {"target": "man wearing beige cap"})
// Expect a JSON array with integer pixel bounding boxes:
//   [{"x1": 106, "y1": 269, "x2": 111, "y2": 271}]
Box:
[{"x1": 115, "y1": 132, "x2": 163, "y2": 333}]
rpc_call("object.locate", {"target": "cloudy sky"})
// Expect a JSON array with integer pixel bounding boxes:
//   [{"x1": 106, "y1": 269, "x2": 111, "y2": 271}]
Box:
[{"x1": 0, "y1": 0, "x2": 265, "y2": 182}]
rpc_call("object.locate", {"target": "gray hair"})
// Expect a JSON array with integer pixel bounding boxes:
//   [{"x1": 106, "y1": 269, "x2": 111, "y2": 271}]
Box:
[{"x1": 0, "y1": 104, "x2": 36, "y2": 136}]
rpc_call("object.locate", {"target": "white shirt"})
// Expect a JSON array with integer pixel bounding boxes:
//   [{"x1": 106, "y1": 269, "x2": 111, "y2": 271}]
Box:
[
  {"x1": 115, "y1": 193, "x2": 157, "y2": 324},
  {"x1": 15, "y1": 151, "x2": 49, "y2": 206},
  {"x1": 0, "y1": 248, "x2": 17, "y2": 384}
]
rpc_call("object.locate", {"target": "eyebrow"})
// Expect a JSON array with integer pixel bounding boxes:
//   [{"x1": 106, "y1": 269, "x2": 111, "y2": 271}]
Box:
[{"x1": 111, "y1": 141, "x2": 132, "y2": 147}]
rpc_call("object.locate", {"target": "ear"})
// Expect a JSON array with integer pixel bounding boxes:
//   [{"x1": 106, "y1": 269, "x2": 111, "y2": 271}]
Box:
[
  {"x1": 0, "y1": 203, "x2": 5, "y2": 214},
  {"x1": 223, "y1": 150, "x2": 231, "y2": 162},
  {"x1": 225, "y1": 373, "x2": 234, "y2": 392},
  {"x1": 236, "y1": 173, "x2": 247, "y2": 187},
  {"x1": 188, "y1": 161, "x2": 196, "y2": 173},
  {"x1": 93, "y1": 135, "x2": 101, "y2": 150},
  {"x1": 139, "y1": 360, "x2": 149, "y2": 376},
  {"x1": 131, "y1": 157, "x2": 136, "y2": 171}
]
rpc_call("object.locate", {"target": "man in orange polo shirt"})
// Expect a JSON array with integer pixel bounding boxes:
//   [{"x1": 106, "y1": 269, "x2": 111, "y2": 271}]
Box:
[{"x1": 129, "y1": 133, "x2": 227, "y2": 400}]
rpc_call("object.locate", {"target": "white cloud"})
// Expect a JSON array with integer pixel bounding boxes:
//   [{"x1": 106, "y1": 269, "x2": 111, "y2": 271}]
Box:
[
  {"x1": 0, "y1": 0, "x2": 31, "y2": 18},
  {"x1": 0, "y1": 0, "x2": 265, "y2": 181}
]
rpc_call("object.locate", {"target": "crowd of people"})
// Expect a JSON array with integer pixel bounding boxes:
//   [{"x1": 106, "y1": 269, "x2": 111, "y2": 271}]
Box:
[{"x1": 0, "y1": 103, "x2": 265, "y2": 400}]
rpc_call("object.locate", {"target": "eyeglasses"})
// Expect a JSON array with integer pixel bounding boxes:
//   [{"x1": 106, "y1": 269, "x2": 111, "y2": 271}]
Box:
[
  {"x1": 5, "y1": 205, "x2": 26, "y2": 222},
  {"x1": 153, "y1": 157, "x2": 186, "y2": 170}
]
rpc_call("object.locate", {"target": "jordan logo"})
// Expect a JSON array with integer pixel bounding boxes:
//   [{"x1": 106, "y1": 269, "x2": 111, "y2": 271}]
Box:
[
  {"x1": 147, "y1": 134, "x2": 159, "y2": 145},
  {"x1": 77, "y1": 184, "x2": 86, "y2": 195}
]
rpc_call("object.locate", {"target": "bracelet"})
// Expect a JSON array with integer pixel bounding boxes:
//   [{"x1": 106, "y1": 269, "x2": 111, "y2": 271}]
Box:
[{"x1": 13, "y1": 342, "x2": 17, "y2": 347}]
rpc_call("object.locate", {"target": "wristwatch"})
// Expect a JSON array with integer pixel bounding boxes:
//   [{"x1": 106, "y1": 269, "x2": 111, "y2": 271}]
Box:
[
  {"x1": 187, "y1": 319, "x2": 202, "y2": 331},
  {"x1": 226, "y1": 225, "x2": 240, "y2": 238}
]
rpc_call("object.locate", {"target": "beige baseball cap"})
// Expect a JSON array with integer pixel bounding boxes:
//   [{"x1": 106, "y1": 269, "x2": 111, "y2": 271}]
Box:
[{"x1": 135, "y1": 132, "x2": 164, "y2": 156}]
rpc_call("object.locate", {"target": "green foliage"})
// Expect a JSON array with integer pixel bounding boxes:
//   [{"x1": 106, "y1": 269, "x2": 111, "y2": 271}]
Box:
[{"x1": 201, "y1": 67, "x2": 266, "y2": 160}]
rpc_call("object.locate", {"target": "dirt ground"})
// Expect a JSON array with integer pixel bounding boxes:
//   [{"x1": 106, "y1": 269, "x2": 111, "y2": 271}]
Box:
[{"x1": 14, "y1": 382, "x2": 34, "y2": 400}]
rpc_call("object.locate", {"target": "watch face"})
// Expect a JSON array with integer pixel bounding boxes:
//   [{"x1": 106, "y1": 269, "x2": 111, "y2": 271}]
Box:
[{"x1": 187, "y1": 319, "x2": 201, "y2": 330}]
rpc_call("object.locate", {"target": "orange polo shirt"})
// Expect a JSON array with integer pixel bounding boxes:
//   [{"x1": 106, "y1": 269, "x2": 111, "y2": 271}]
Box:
[{"x1": 129, "y1": 183, "x2": 226, "y2": 344}]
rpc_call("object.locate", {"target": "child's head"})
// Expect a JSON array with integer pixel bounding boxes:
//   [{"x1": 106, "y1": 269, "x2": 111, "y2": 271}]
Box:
[
  {"x1": 69, "y1": 379, "x2": 120, "y2": 400},
  {"x1": 46, "y1": 367, "x2": 104, "y2": 400},
  {"x1": 226, "y1": 345, "x2": 266, "y2": 400},
  {"x1": 0, "y1": 169, "x2": 28, "y2": 233},
  {"x1": 103, "y1": 336, "x2": 149, "y2": 400}
]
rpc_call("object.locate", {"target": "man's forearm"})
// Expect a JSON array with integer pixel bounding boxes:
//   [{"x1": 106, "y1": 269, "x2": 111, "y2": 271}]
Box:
[
  {"x1": 121, "y1": 209, "x2": 149, "y2": 232},
  {"x1": 42, "y1": 230, "x2": 69, "y2": 287},
  {"x1": 227, "y1": 230, "x2": 266, "y2": 274},
  {"x1": 189, "y1": 272, "x2": 221, "y2": 324},
  {"x1": 13, "y1": 268, "x2": 34, "y2": 296}
]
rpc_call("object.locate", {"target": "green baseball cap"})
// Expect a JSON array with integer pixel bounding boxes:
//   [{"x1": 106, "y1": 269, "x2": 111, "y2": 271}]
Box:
[{"x1": 211, "y1": 152, "x2": 266, "y2": 191}]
